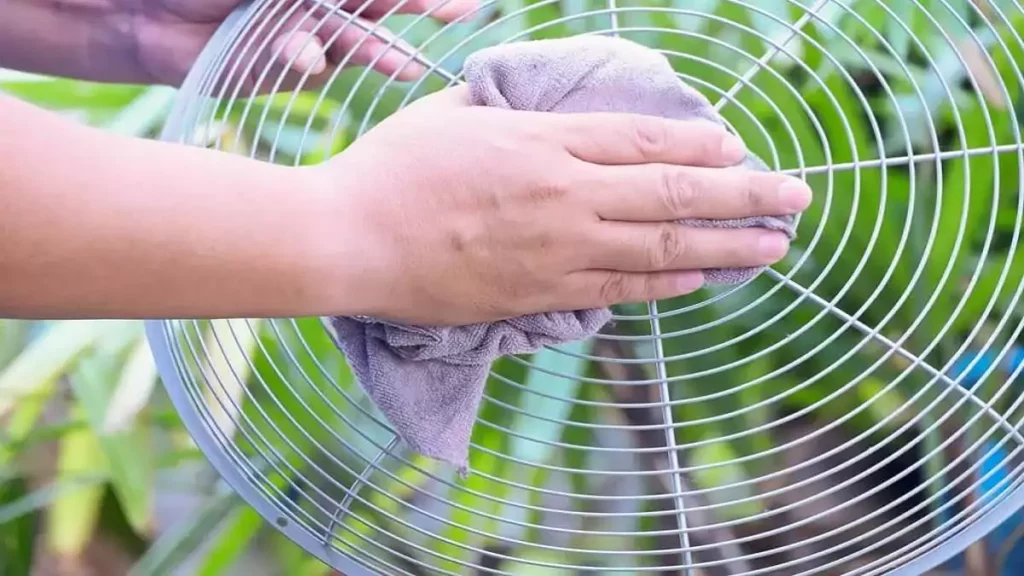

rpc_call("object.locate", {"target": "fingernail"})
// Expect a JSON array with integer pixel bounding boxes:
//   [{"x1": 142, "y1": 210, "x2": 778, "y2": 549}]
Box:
[
  {"x1": 759, "y1": 232, "x2": 790, "y2": 260},
  {"x1": 779, "y1": 179, "x2": 813, "y2": 212},
  {"x1": 720, "y1": 134, "x2": 747, "y2": 162},
  {"x1": 675, "y1": 272, "x2": 705, "y2": 293}
]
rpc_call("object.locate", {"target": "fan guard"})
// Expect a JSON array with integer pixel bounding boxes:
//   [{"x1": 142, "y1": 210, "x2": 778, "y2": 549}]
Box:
[{"x1": 147, "y1": 0, "x2": 1024, "y2": 574}]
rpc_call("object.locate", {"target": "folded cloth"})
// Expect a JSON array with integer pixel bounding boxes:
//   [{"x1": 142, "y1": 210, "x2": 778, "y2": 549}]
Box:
[{"x1": 326, "y1": 35, "x2": 798, "y2": 475}]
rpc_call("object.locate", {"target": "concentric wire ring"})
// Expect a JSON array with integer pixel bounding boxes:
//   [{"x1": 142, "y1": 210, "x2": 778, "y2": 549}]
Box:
[{"x1": 148, "y1": 0, "x2": 1024, "y2": 574}]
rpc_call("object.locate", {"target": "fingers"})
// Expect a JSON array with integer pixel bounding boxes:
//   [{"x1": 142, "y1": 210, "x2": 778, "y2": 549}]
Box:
[
  {"x1": 319, "y1": 14, "x2": 428, "y2": 81},
  {"x1": 315, "y1": 0, "x2": 481, "y2": 80},
  {"x1": 549, "y1": 219, "x2": 793, "y2": 309},
  {"x1": 339, "y1": 0, "x2": 481, "y2": 21},
  {"x1": 555, "y1": 113, "x2": 749, "y2": 167},
  {"x1": 271, "y1": 31, "x2": 329, "y2": 76},
  {"x1": 407, "y1": 84, "x2": 473, "y2": 109},
  {"x1": 256, "y1": 0, "x2": 479, "y2": 88},
  {"x1": 267, "y1": 12, "x2": 443, "y2": 84},
  {"x1": 583, "y1": 221, "x2": 791, "y2": 273},
  {"x1": 557, "y1": 269, "x2": 706, "y2": 309},
  {"x1": 584, "y1": 164, "x2": 812, "y2": 222}
]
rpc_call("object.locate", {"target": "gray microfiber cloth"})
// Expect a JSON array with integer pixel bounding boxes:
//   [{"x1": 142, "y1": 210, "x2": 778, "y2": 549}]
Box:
[{"x1": 326, "y1": 35, "x2": 797, "y2": 475}]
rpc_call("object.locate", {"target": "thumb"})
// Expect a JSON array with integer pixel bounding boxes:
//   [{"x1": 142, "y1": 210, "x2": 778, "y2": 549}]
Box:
[{"x1": 408, "y1": 84, "x2": 472, "y2": 109}]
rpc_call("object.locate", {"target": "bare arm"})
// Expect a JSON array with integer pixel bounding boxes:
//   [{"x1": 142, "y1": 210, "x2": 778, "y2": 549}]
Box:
[
  {"x1": 0, "y1": 93, "x2": 356, "y2": 319},
  {"x1": 0, "y1": 86, "x2": 810, "y2": 325}
]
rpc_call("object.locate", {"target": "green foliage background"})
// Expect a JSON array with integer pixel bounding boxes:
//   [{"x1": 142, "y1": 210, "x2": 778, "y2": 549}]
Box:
[{"x1": 2, "y1": 0, "x2": 1024, "y2": 575}]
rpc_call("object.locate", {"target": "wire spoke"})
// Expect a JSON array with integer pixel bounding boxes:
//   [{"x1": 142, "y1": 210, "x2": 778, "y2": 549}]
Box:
[
  {"x1": 780, "y1": 143, "x2": 1024, "y2": 176},
  {"x1": 769, "y1": 269, "x2": 1024, "y2": 445},
  {"x1": 323, "y1": 436, "x2": 402, "y2": 546},
  {"x1": 606, "y1": 0, "x2": 693, "y2": 570},
  {"x1": 651, "y1": 298, "x2": 695, "y2": 574},
  {"x1": 713, "y1": 0, "x2": 831, "y2": 113}
]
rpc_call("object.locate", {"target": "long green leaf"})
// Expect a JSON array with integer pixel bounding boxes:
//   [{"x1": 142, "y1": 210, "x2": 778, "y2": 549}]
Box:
[
  {"x1": 0, "y1": 320, "x2": 105, "y2": 418},
  {"x1": 507, "y1": 342, "x2": 590, "y2": 464},
  {"x1": 196, "y1": 504, "x2": 264, "y2": 576},
  {"x1": 0, "y1": 321, "x2": 30, "y2": 368},
  {"x1": 128, "y1": 488, "x2": 240, "y2": 576},
  {"x1": 0, "y1": 474, "x2": 105, "y2": 525},
  {"x1": 0, "y1": 475, "x2": 39, "y2": 576},
  {"x1": 46, "y1": 414, "x2": 107, "y2": 558},
  {"x1": 103, "y1": 336, "x2": 160, "y2": 434},
  {"x1": 70, "y1": 348, "x2": 155, "y2": 537},
  {"x1": 105, "y1": 86, "x2": 176, "y2": 136}
]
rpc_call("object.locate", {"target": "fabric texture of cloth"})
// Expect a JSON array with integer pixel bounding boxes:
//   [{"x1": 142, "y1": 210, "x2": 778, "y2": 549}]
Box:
[{"x1": 326, "y1": 35, "x2": 798, "y2": 475}]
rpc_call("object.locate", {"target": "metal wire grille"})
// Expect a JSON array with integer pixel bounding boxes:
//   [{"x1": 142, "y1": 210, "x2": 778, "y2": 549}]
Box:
[{"x1": 147, "y1": 0, "x2": 1024, "y2": 574}]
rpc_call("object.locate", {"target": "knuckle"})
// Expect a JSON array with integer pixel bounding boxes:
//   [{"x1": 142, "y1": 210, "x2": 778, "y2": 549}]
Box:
[
  {"x1": 701, "y1": 124, "x2": 730, "y2": 158},
  {"x1": 660, "y1": 168, "x2": 700, "y2": 215},
  {"x1": 629, "y1": 116, "x2": 668, "y2": 159},
  {"x1": 646, "y1": 224, "x2": 686, "y2": 269},
  {"x1": 746, "y1": 180, "x2": 766, "y2": 212},
  {"x1": 530, "y1": 174, "x2": 570, "y2": 203},
  {"x1": 749, "y1": 174, "x2": 784, "y2": 211},
  {"x1": 599, "y1": 271, "x2": 636, "y2": 305}
]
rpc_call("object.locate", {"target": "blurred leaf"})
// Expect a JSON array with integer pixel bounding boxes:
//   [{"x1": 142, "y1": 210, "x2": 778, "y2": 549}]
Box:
[
  {"x1": 507, "y1": 342, "x2": 590, "y2": 464},
  {"x1": 199, "y1": 318, "x2": 263, "y2": 441},
  {"x1": 933, "y1": 97, "x2": 1000, "y2": 336},
  {"x1": 240, "y1": 317, "x2": 366, "y2": 480},
  {"x1": 105, "y1": 87, "x2": 176, "y2": 136},
  {"x1": 524, "y1": 0, "x2": 572, "y2": 40},
  {"x1": 70, "y1": 349, "x2": 155, "y2": 537},
  {"x1": 104, "y1": 337, "x2": 160, "y2": 434},
  {"x1": 0, "y1": 419, "x2": 89, "y2": 456},
  {"x1": 885, "y1": 2, "x2": 915, "y2": 60},
  {"x1": 0, "y1": 321, "x2": 30, "y2": 368},
  {"x1": 46, "y1": 413, "x2": 106, "y2": 558},
  {"x1": 958, "y1": 250, "x2": 1024, "y2": 330},
  {"x1": 1, "y1": 390, "x2": 55, "y2": 467},
  {"x1": 196, "y1": 504, "x2": 264, "y2": 576},
  {"x1": 0, "y1": 475, "x2": 105, "y2": 526},
  {"x1": 502, "y1": 548, "x2": 575, "y2": 575},
  {"x1": 270, "y1": 531, "x2": 333, "y2": 576},
  {"x1": 433, "y1": 426, "x2": 508, "y2": 573},
  {"x1": 334, "y1": 452, "x2": 440, "y2": 569},
  {"x1": 0, "y1": 476, "x2": 37, "y2": 576},
  {"x1": 691, "y1": 438, "x2": 760, "y2": 519},
  {"x1": 0, "y1": 320, "x2": 105, "y2": 418},
  {"x1": 0, "y1": 77, "x2": 146, "y2": 124},
  {"x1": 128, "y1": 488, "x2": 239, "y2": 576}
]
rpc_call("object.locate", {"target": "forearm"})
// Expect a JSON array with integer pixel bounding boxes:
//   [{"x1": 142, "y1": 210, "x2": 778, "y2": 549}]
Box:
[
  {"x1": 0, "y1": 93, "x2": 359, "y2": 319},
  {"x1": 0, "y1": 1, "x2": 146, "y2": 84}
]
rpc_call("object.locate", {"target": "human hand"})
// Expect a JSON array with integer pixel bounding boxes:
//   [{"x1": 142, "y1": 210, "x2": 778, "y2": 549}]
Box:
[
  {"x1": 304, "y1": 86, "x2": 813, "y2": 326},
  {"x1": 99, "y1": 0, "x2": 477, "y2": 87}
]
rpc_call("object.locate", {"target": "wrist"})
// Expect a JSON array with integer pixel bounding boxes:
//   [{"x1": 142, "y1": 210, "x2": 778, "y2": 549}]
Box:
[{"x1": 294, "y1": 161, "x2": 392, "y2": 318}]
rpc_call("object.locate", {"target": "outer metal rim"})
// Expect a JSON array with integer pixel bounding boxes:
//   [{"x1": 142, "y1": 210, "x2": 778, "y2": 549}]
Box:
[
  {"x1": 147, "y1": 318, "x2": 378, "y2": 575},
  {"x1": 145, "y1": 1, "x2": 1024, "y2": 574},
  {"x1": 148, "y1": 312, "x2": 1024, "y2": 574}
]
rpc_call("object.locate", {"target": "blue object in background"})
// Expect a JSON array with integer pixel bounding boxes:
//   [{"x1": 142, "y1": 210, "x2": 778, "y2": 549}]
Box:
[{"x1": 937, "y1": 345, "x2": 1024, "y2": 574}]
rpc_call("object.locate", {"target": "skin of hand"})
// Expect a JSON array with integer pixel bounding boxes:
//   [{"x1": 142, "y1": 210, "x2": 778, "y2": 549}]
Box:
[
  {"x1": 0, "y1": 84, "x2": 809, "y2": 323},
  {"x1": 0, "y1": 0, "x2": 477, "y2": 87},
  {"x1": 0, "y1": 1, "x2": 811, "y2": 323},
  {"x1": 306, "y1": 85, "x2": 812, "y2": 326}
]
